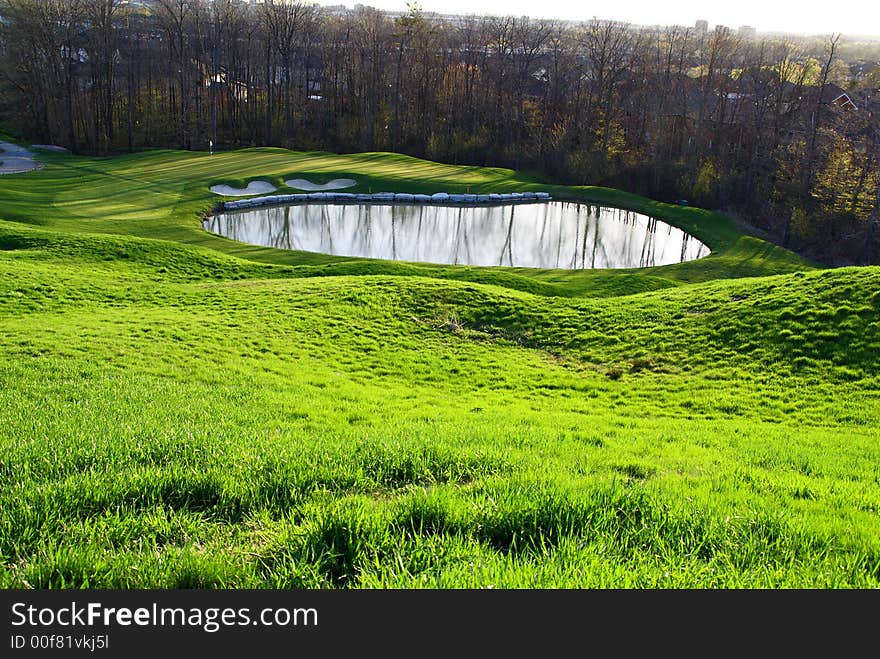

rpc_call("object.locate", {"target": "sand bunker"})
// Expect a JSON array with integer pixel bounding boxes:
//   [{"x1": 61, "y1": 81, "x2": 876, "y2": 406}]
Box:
[
  {"x1": 210, "y1": 181, "x2": 277, "y2": 196},
  {"x1": 285, "y1": 178, "x2": 356, "y2": 191},
  {"x1": 0, "y1": 140, "x2": 42, "y2": 174}
]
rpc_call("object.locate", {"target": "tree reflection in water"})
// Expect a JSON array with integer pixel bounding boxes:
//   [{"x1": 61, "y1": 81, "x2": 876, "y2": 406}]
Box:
[{"x1": 206, "y1": 201, "x2": 710, "y2": 269}]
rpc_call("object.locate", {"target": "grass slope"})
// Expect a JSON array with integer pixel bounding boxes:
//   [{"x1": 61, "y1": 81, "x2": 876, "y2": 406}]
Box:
[{"x1": 1, "y1": 148, "x2": 878, "y2": 588}]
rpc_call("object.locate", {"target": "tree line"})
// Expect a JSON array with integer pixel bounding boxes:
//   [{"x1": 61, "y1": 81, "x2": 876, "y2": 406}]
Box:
[{"x1": 1, "y1": 0, "x2": 878, "y2": 264}]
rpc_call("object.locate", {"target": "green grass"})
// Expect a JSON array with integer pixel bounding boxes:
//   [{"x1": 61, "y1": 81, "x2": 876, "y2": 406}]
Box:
[{"x1": 1, "y1": 147, "x2": 878, "y2": 588}]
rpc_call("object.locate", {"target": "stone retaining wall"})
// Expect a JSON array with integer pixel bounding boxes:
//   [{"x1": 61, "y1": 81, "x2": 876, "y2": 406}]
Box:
[{"x1": 222, "y1": 191, "x2": 552, "y2": 211}]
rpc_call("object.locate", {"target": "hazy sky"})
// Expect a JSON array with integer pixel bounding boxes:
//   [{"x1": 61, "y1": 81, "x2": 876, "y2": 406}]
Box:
[{"x1": 314, "y1": 0, "x2": 880, "y2": 38}]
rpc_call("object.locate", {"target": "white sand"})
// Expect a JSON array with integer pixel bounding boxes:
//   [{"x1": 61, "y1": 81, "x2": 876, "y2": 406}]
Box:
[
  {"x1": 285, "y1": 178, "x2": 356, "y2": 191},
  {"x1": 0, "y1": 140, "x2": 42, "y2": 174},
  {"x1": 210, "y1": 181, "x2": 277, "y2": 196}
]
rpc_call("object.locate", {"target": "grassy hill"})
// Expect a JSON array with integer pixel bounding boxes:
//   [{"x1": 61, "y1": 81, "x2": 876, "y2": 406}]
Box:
[{"x1": 0, "y1": 147, "x2": 877, "y2": 588}]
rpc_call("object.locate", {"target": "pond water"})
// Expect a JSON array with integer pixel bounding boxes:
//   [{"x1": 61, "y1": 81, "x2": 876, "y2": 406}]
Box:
[{"x1": 205, "y1": 201, "x2": 710, "y2": 269}]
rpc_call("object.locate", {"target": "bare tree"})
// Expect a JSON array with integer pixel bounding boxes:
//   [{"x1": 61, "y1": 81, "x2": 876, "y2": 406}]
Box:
[
  {"x1": 156, "y1": 0, "x2": 194, "y2": 149},
  {"x1": 0, "y1": 3, "x2": 876, "y2": 263}
]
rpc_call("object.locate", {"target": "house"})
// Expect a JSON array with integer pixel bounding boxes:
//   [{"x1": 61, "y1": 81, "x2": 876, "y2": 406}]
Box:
[
  {"x1": 203, "y1": 69, "x2": 250, "y2": 103},
  {"x1": 824, "y1": 83, "x2": 858, "y2": 110}
]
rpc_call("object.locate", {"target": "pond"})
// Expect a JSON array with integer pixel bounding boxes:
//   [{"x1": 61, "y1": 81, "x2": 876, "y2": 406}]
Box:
[{"x1": 205, "y1": 201, "x2": 710, "y2": 269}]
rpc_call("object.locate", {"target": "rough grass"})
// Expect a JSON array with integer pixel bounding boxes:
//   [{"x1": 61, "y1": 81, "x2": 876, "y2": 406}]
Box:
[{"x1": 1, "y1": 147, "x2": 878, "y2": 588}]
